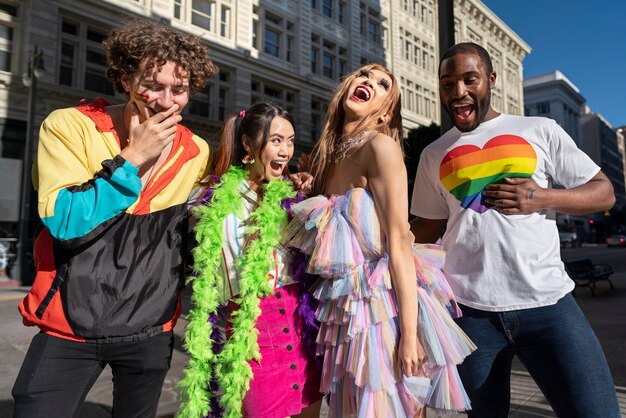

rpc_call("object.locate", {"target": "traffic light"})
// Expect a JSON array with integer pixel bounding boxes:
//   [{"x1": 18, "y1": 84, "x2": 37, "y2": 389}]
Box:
[{"x1": 589, "y1": 219, "x2": 595, "y2": 225}]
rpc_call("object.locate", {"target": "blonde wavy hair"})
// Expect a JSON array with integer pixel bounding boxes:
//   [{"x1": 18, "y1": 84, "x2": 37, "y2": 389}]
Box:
[{"x1": 310, "y1": 64, "x2": 402, "y2": 194}]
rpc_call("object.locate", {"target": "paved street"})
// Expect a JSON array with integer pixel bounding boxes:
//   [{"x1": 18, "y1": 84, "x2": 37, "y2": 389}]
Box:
[{"x1": 1, "y1": 245, "x2": 625, "y2": 417}]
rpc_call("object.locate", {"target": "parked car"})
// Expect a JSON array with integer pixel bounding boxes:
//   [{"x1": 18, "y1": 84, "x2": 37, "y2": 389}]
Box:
[
  {"x1": 559, "y1": 231, "x2": 579, "y2": 248},
  {"x1": 607, "y1": 235, "x2": 626, "y2": 248}
]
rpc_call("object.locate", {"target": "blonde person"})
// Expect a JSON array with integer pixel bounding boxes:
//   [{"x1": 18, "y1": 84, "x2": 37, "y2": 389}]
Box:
[
  {"x1": 178, "y1": 102, "x2": 322, "y2": 418},
  {"x1": 287, "y1": 64, "x2": 476, "y2": 417}
]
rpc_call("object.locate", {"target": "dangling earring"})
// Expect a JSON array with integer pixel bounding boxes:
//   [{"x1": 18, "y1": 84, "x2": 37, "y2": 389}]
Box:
[{"x1": 242, "y1": 148, "x2": 255, "y2": 165}]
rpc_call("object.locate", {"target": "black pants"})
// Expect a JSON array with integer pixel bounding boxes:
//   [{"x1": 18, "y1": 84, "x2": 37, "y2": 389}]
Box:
[{"x1": 12, "y1": 331, "x2": 174, "y2": 418}]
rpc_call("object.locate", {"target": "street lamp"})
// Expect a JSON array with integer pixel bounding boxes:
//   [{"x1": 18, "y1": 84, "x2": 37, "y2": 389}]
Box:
[
  {"x1": 438, "y1": 0, "x2": 454, "y2": 135},
  {"x1": 14, "y1": 45, "x2": 46, "y2": 282}
]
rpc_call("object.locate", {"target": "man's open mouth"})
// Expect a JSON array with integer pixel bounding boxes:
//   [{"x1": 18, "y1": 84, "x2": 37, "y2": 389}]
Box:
[{"x1": 451, "y1": 102, "x2": 475, "y2": 122}]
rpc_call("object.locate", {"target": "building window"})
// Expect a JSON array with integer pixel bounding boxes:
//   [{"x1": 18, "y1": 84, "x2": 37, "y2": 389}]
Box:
[
  {"x1": 286, "y1": 36, "x2": 294, "y2": 62},
  {"x1": 310, "y1": 47, "x2": 318, "y2": 73},
  {"x1": 359, "y1": 2, "x2": 366, "y2": 34},
  {"x1": 508, "y1": 96, "x2": 519, "y2": 115},
  {"x1": 311, "y1": 34, "x2": 347, "y2": 79},
  {"x1": 174, "y1": 0, "x2": 182, "y2": 19},
  {"x1": 406, "y1": 80, "x2": 414, "y2": 112},
  {"x1": 360, "y1": 3, "x2": 382, "y2": 44},
  {"x1": 338, "y1": 1, "x2": 346, "y2": 24},
  {"x1": 250, "y1": 78, "x2": 297, "y2": 116},
  {"x1": 189, "y1": 85, "x2": 211, "y2": 117},
  {"x1": 367, "y1": 20, "x2": 379, "y2": 43},
  {"x1": 310, "y1": 97, "x2": 322, "y2": 142},
  {"x1": 313, "y1": 0, "x2": 345, "y2": 24},
  {"x1": 188, "y1": 66, "x2": 232, "y2": 120},
  {"x1": 492, "y1": 88, "x2": 503, "y2": 111},
  {"x1": 175, "y1": 0, "x2": 231, "y2": 39},
  {"x1": 264, "y1": 27, "x2": 280, "y2": 57},
  {"x1": 218, "y1": 86, "x2": 227, "y2": 120},
  {"x1": 537, "y1": 102, "x2": 550, "y2": 114},
  {"x1": 401, "y1": 75, "x2": 439, "y2": 119},
  {"x1": 506, "y1": 59, "x2": 519, "y2": 86},
  {"x1": 416, "y1": 85, "x2": 422, "y2": 115},
  {"x1": 413, "y1": 44, "x2": 420, "y2": 66},
  {"x1": 400, "y1": 27, "x2": 433, "y2": 72},
  {"x1": 322, "y1": 0, "x2": 332, "y2": 17},
  {"x1": 311, "y1": 97, "x2": 328, "y2": 142},
  {"x1": 488, "y1": 45, "x2": 502, "y2": 77},
  {"x1": 467, "y1": 28, "x2": 482, "y2": 44},
  {"x1": 425, "y1": 42, "x2": 434, "y2": 71},
  {"x1": 0, "y1": 24, "x2": 13, "y2": 71},
  {"x1": 220, "y1": 6, "x2": 230, "y2": 38},
  {"x1": 339, "y1": 58, "x2": 347, "y2": 78},
  {"x1": 0, "y1": 2, "x2": 19, "y2": 73},
  {"x1": 254, "y1": 8, "x2": 295, "y2": 63},
  {"x1": 191, "y1": 0, "x2": 215, "y2": 31},
  {"x1": 59, "y1": 16, "x2": 113, "y2": 96},
  {"x1": 252, "y1": 16, "x2": 259, "y2": 49},
  {"x1": 0, "y1": 118, "x2": 26, "y2": 159},
  {"x1": 323, "y1": 52, "x2": 333, "y2": 78}
]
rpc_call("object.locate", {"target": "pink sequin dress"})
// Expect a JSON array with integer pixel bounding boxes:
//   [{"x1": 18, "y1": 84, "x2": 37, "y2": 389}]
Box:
[{"x1": 288, "y1": 188, "x2": 476, "y2": 417}]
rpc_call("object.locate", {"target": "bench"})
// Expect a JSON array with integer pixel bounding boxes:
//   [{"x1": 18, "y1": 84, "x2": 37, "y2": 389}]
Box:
[{"x1": 564, "y1": 258, "x2": 615, "y2": 297}]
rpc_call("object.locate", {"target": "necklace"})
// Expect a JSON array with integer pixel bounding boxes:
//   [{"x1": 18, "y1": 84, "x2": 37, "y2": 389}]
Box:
[{"x1": 334, "y1": 131, "x2": 370, "y2": 163}]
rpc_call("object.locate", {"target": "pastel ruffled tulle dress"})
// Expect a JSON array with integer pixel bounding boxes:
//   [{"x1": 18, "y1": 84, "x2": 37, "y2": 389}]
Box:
[{"x1": 287, "y1": 188, "x2": 476, "y2": 417}]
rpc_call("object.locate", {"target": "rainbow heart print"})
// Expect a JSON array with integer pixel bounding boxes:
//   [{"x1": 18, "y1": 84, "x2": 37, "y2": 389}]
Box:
[{"x1": 439, "y1": 134, "x2": 537, "y2": 213}]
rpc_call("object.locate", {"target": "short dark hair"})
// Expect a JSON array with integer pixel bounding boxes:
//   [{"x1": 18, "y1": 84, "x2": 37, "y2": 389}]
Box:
[
  {"x1": 439, "y1": 42, "x2": 493, "y2": 76},
  {"x1": 103, "y1": 19, "x2": 218, "y2": 95}
]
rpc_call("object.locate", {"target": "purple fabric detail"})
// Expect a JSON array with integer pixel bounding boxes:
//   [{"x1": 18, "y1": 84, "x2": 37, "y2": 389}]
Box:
[
  {"x1": 204, "y1": 307, "x2": 227, "y2": 418},
  {"x1": 290, "y1": 250, "x2": 321, "y2": 361},
  {"x1": 281, "y1": 193, "x2": 305, "y2": 213},
  {"x1": 197, "y1": 176, "x2": 221, "y2": 207}
]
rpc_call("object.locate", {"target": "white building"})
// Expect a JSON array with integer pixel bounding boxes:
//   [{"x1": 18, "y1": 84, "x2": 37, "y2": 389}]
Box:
[
  {"x1": 523, "y1": 70, "x2": 585, "y2": 147},
  {"x1": 388, "y1": 0, "x2": 530, "y2": 131}
]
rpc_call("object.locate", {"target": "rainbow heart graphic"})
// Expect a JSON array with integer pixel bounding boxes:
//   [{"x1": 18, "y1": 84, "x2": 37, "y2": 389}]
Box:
[{"x1": 439, "y1": 134, "x2": 537, "y2": 213}]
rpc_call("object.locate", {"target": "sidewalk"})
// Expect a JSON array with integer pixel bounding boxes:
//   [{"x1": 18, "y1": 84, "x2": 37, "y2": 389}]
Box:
[{"x1": 1, "y1": 273, "x2": 625, "y2": 417}]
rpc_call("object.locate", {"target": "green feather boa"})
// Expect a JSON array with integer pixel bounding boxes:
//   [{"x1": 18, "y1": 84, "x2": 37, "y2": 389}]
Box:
[{"x1": 177, "y1": 166, "x2": 296, "y2": 418}]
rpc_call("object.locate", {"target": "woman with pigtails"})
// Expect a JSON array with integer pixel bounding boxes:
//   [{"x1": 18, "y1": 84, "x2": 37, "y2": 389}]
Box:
[{"x1": 177, "y1": 102, "x2": 322, "y2": 418}]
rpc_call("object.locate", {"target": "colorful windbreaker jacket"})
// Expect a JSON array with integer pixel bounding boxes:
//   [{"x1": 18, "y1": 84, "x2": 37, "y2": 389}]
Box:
[{"x1": 18, "y1": 99, "x2": 210, "y2": 342}]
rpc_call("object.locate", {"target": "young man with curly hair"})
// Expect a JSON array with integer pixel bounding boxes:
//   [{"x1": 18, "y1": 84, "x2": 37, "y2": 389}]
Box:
[{"x1": 12, "y1": 20, "x2": 218, "y2": 418}]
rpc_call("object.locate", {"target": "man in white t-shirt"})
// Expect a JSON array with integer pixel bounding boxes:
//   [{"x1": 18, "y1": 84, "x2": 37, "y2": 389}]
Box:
[{"x1": 410, "y1": 42, "x2": 620, "y2": 417}]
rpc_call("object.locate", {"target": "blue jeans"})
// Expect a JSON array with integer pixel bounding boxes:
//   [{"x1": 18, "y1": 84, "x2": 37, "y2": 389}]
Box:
[{"x1": 455, "y1": 294, "x2": 620, "y2": 418}]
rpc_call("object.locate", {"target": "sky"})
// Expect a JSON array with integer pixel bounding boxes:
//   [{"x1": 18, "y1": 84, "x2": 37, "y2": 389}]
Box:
[{"x1": 480, "y1": 0, "x2": 625, "y2": 128}]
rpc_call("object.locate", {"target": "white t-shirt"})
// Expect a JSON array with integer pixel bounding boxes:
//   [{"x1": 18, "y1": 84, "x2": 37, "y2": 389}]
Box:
[{"x1": 411, "y1": 114, "x2": 600, "y2": 311}]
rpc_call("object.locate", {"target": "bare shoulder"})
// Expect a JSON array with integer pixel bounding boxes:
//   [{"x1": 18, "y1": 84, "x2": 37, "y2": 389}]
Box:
[
  {"x1": 363, "y1": 132, "x2": 403, "y2": 162},
  {"x1": 367, "y1": 132, "x2": 399, "y2": 148}
]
